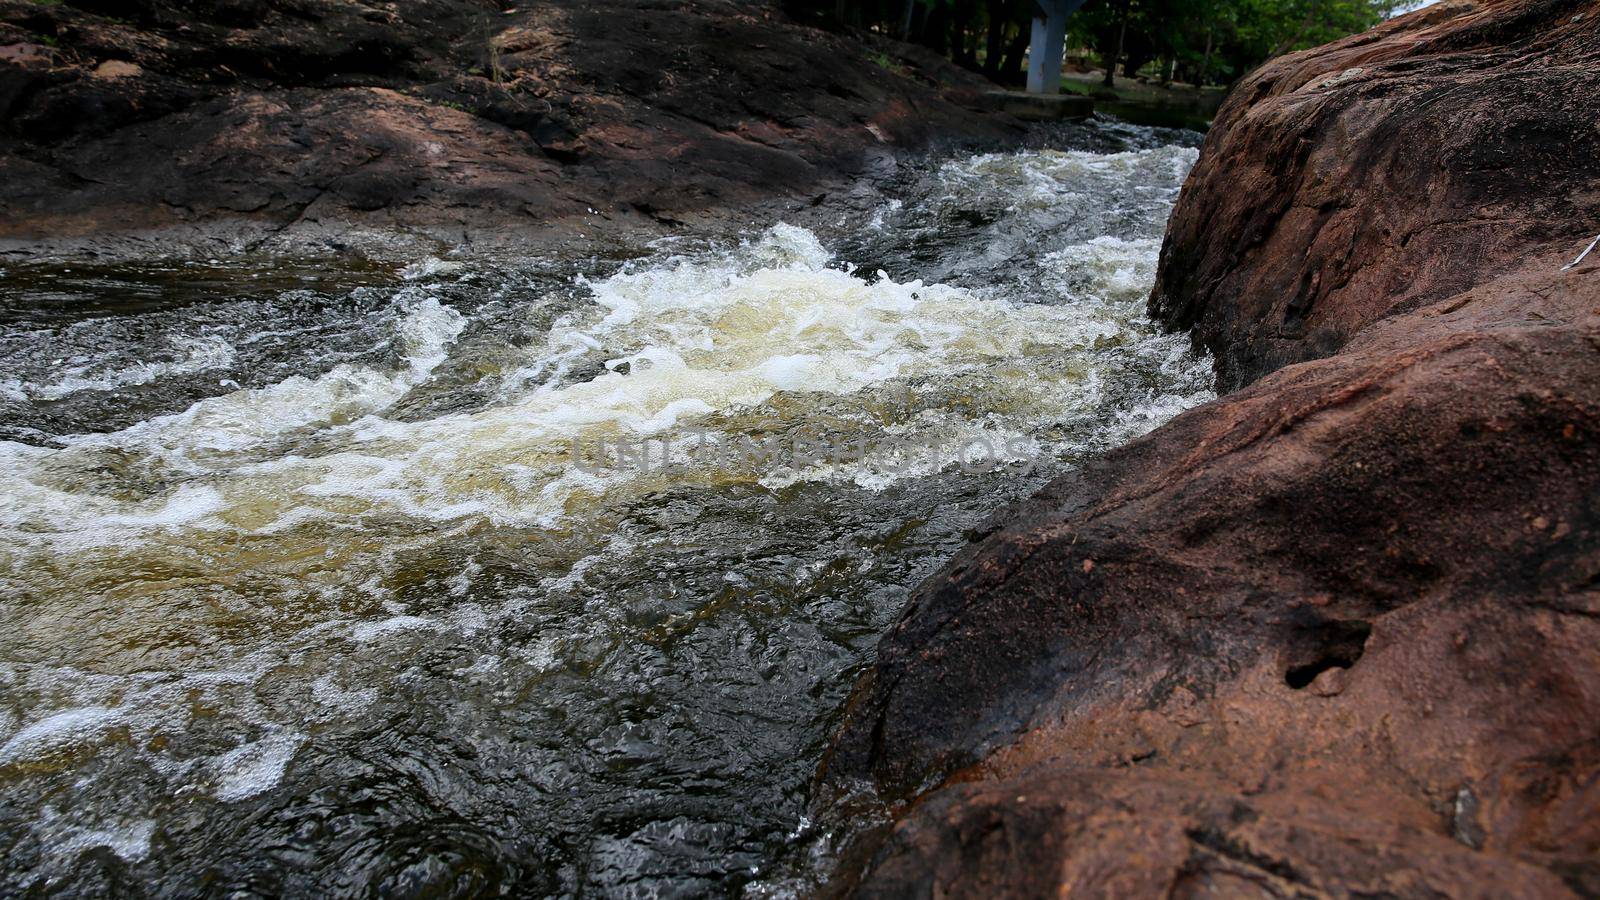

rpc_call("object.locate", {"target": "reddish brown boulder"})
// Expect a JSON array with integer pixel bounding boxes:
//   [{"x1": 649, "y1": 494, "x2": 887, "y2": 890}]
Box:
[
  {"x1": 1151, "y1": 0, "x2": 1600, "y2": 390},
  {"x1": 818, "y1": 0, "x2": 1600, "y2": 894}
]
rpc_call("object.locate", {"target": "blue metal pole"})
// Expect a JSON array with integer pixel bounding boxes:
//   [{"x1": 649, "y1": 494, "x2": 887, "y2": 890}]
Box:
[{"x1": 1025, "y1": 0, "x2": 1087, "y2": 94}]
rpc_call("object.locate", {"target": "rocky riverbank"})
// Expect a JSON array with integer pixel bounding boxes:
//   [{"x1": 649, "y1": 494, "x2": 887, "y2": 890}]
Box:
[
  {"x1": 0, "y1": 0, "x2": 1019, "y2": 260},
  {"x1": 819, "y1": 0, "x2": 1600, "y2": 894}
]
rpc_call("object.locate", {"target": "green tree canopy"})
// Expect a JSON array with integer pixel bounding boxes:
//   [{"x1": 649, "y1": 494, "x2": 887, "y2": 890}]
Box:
[{"x1": 784, "y1": 0, "x2": 1403, "y2": 89}]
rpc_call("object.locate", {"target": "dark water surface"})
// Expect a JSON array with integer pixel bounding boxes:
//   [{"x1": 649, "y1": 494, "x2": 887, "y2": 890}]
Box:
[{"x1": 0, "y1": 120, "x2": 1209, "y2": 897}]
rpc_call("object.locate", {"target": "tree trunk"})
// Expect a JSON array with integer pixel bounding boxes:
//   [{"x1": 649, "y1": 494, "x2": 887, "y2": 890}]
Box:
[
  {"x1": 923, "y1": 2, "x2": 950, "y2": 54},
  {"x1": 949, "y1": 0, "x2": 974, "y2": 68},
  {"x1": 910, "y1": 0, "x2": 928, "y2": 42},
  {"x1": 1000, "y1": 20, "x2": 1030, "y2": 86},
  {"x1": 982, "y1": 0, "x2": 1012, "y2": 77},
  {"x1": 1195, "y1": 26, "x2": 1213, "y2": 90},
  {"x1": 1102, "y1": 0, "x2": 1129, "y2": 88}
]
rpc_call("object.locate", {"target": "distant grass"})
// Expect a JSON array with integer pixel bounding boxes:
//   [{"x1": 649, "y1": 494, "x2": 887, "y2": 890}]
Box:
[
  {"x1": 867, "y1": 51, "x2": 910, "y2": 77},
  {"x1": 415, "y1": 93, "x2": 472, "y2": 113},
  {"x1": 1059, "y1": 70, "x2": 1226, "y2": 105}
]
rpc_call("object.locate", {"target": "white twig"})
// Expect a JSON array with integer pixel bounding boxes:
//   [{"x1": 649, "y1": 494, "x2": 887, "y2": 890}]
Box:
[{"x1": 1562, "y1": 233, "x2": 1600, "y2": 271}]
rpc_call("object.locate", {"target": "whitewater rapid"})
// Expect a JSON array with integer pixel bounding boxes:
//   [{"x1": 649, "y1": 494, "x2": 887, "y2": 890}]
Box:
[{"x1": 0, "y1": 135, "x2": 1211, "y2": 895}]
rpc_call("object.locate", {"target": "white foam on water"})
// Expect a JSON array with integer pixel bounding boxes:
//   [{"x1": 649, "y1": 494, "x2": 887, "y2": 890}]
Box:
[
  {"x1": 448, "y1": 557, "x2": 483, "y2": 597},
  {"x1": 21, "y1": 334, "x2": 237, "y2": 401},
  {"x1": 311, "y1": 673, "x2": 379, "y2": 719},
  {"x1": 210, "y1": 733, "x2": 304, "y2": 802},
  {"x1": 1044, "y1": 236, "x2": 1165, "y2": 302},
  {"x1": 54, "y1": 819, "x2": 157, "y2": 864},
  {"x1": 0, "y1": 706, "x2": 126, "y2": 766},
  {"x1": 934, "y1": 145, "x2": 1200, "y2": 228},
  {"x1": 6, "y1": 222, "x2": 1142, "y2": 547},
  {"x1": 757, "y1": 418, "x2": 1045, "y2": 492},
  {"x1": 350, "y1": 615, "x2": 440, "y2": 643},
  {"x1": 83, "y1": 291, "x2": 463, "y2": 457},
  {"x1": 400, "y1": 257, "x2": 467, "y2": 281},
  {"x1": 540, "y1": 534, "x2": 638, "y2": 593},
  {"x1": 101, "y1": 483, "x2": 228, "y2": 528},
  {"x1": 0, "y1": 198, "x2": 1212, "y2": 590},
  {"x1": 0, "y1": 292, "x2": 466, "y2": 547}
]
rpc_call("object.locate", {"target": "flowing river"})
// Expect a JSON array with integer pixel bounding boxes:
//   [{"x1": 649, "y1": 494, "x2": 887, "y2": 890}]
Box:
[{"x1": 0, "y1": 120, "x2": 1211, "y2": 897}]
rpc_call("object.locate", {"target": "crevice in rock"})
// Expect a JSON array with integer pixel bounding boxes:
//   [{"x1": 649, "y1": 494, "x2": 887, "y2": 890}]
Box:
[
  {"x1": 1284, "y1": 619, "x2": 1372, "y2": 689},
  {"x1": 1281, "y1": 270, "x2": 1315, "y2": 336},
  {"x1": 1184, "y1": 826, "x2": 1313, "y2": 887}
]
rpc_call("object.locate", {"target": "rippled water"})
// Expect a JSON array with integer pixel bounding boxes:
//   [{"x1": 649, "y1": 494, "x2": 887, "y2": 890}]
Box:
[{"x1": 0, "y1": 122, "x2": 1210, "y2": 897}]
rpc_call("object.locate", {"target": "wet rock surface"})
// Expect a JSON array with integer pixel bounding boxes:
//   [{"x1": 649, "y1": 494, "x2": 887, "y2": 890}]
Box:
[
  {"x1": 819, "y1": 0, "x2": 1600, "y2": 895},
  {"x1": 0, "y1": 0, "x2": 1019, "y2": 258}
]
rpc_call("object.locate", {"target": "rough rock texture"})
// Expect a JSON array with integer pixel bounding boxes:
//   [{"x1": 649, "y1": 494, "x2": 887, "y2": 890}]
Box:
[
  {"x1": 0, "y1": 0, "x2": 1018, "y2": 258},
  {"x1": 1151, "y1": 0, "x2": 1600, "y2": 391},
  {"x1": 819, "y1": 0, "x2": 1600, "y2": 895}
]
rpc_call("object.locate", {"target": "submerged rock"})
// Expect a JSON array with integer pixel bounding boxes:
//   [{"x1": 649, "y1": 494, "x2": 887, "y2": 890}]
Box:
[{"x1": 819, "y1": 0, "x2": 1600, "y2": 894}]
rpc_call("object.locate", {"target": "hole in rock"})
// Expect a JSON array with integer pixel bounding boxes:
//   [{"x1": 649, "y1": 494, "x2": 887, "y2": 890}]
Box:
[{"x1": 1284, "y1": 619, "x2": 1372, "y2": 689}]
